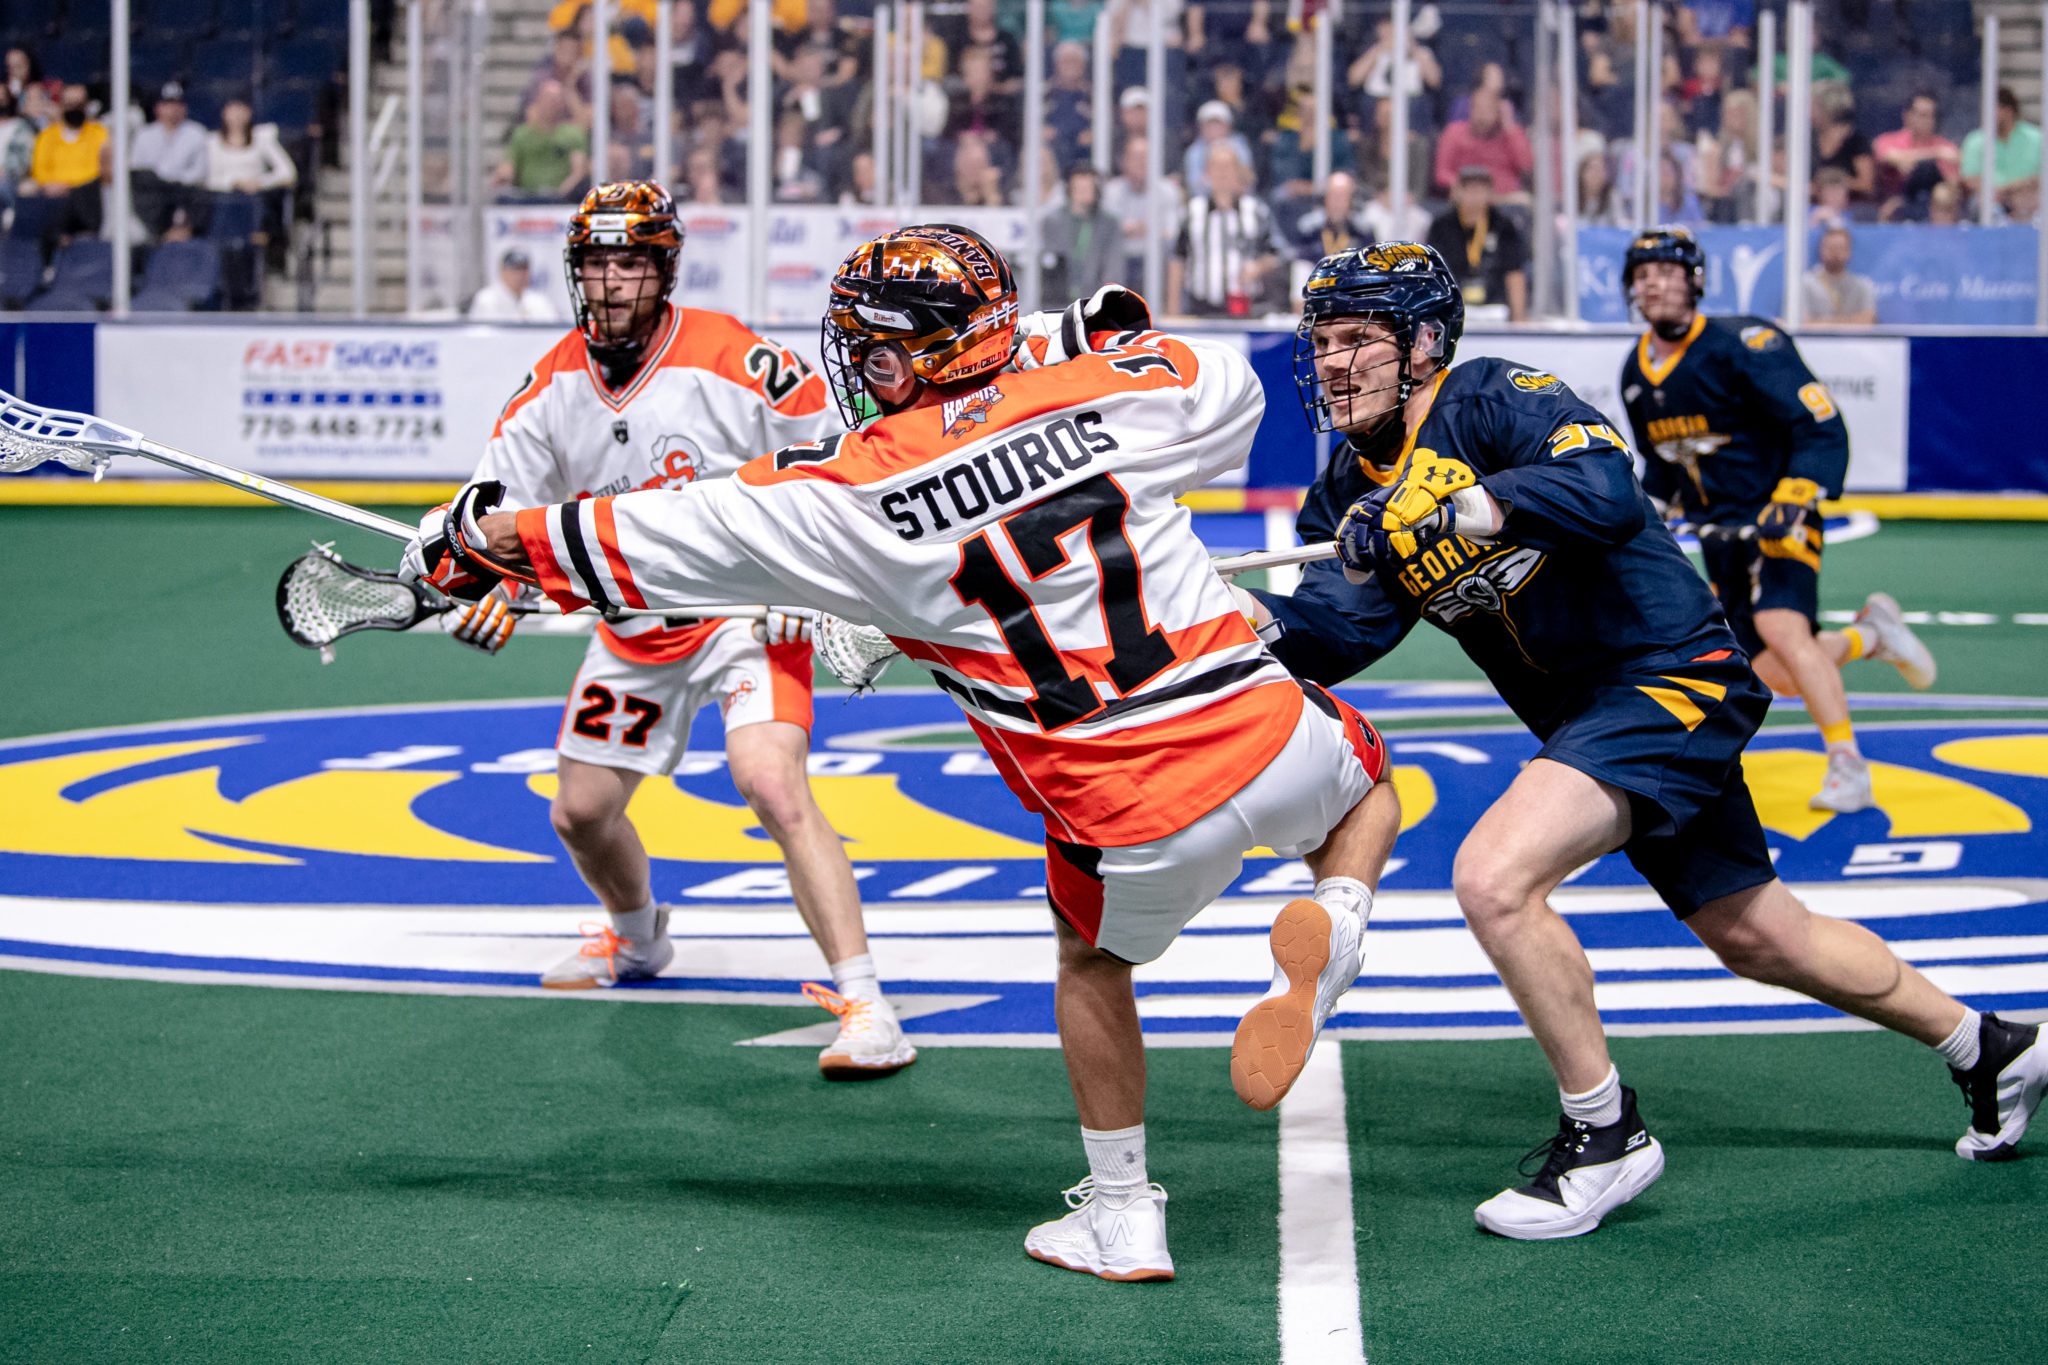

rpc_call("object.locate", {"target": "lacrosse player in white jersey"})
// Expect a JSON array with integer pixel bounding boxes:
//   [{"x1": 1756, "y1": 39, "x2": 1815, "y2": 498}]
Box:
[
  {"x1": 404, "y1": 224, "x2": 1405, "y2": 1282},
  {"x1": 440, "y1": 181, "x2": 913, "y2": 1080}
]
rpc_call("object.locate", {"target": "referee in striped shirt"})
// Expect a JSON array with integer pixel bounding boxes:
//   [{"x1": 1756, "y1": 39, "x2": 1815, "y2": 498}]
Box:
[{"x1": 1166, "y1": 144, "x2": 1284, "y2": 317}]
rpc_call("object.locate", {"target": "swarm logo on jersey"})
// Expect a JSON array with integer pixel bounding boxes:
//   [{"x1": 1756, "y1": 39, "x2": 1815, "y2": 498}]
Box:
[
  {"x1": 1508, "y1": 369, "x2": 1562, "y2": 393},
  {"x1": 1741, "y1": 324, "x2": 1782, "y2": 351},
  {"x1": 3, "y1": 692, "x2": 2044, "y2": 1038}
]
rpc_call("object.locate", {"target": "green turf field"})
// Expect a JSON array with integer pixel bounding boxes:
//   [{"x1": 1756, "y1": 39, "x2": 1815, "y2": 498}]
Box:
[{"x1": 2, "y1": 506, "x2": 2046, "y2": 1363}]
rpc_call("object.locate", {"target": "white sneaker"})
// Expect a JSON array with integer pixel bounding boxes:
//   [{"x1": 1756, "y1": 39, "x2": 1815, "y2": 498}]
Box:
[
  {"x1": 1856, "y1": 591, "x2": 1936, "y2": 690},
  {"x1": 1809, "y1": 749, "x2": 1876, "y2": 813},
  {"x1": 1475, "y1": 1087, "x2": 1665, "y2": 1240},
  {"x1": 800, "y1": 983, "x2": 918, "y2": 1080},
  {"x1": 1232, "y1": 896, "x2": 1364, "y2": 1111},
  {"x1": 539, "y1": 909, "x2": 674, "y2": 989},
  {"x1": 1024, "y1": 1177, "x2": 1175, "y2": 1282}
]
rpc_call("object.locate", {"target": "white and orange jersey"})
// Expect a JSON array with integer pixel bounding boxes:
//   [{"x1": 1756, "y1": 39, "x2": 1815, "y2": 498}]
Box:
[
  {"x1": 475, "y1": 304, "x2": 834, "y2": 664},
  {"x1": 514, "y1": 330, "x2": 1304, "y2": 848}
]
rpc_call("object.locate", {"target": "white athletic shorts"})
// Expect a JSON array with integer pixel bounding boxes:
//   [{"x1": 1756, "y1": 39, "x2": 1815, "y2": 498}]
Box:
[
  {"x1": 1044, "y1": 684, "x2": 1389, "y2": 965},
  {"x1": 555, "y1": 618, "x2": 815, "y2": 777}
]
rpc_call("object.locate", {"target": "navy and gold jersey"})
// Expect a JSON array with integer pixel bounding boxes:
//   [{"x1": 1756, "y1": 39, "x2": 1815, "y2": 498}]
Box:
[
  {"x1": 1252, "y1": 357, "x2": 1740, "y2": 736},
  {"x1": 1618, "y1": 314, "x2": 1849, "y2": 525}
]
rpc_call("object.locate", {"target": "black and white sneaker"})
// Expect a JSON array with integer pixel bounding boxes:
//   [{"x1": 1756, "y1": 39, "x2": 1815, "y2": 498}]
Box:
[
  {"x1": 1952, "y1": 1013, "x2": 2047, "y2": 1162},
  {"x1": 1475, "y1": 1086, "x2": 1665, "y2": 1240}
]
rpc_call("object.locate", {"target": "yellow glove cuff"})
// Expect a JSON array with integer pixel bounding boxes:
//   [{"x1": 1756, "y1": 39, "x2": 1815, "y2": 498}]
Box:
[{"x1": 1770, "y1": 477, "x2": 1822, "y2": 506}]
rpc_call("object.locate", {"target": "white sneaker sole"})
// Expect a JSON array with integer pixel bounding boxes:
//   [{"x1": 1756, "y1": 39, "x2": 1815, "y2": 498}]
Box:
[
  {"x1": 1474, "y1": 1140, "x2": 1666, "y2": 1240},
  {"x1": 539, "y1": 938, "x2": 675, "y2": 990},
  {"x1": 1232, "y1": 898, "x2": 1353, "y2": 1111},
  {"x1": 1024, "y1": 1245, "x2": 1175, "y2": 1283},
  {"x1": 1860, "y1": 592, "x2": 1936, "y2": 690},
  {"x1": 819, "y1": 1042, "x2": 918, "y2": 1081}
]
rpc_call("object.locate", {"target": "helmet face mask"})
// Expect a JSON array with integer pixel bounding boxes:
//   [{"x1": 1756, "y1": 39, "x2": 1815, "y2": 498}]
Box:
[
  {"x1": 821, "y1": 223, "x2": 1017, "y2": 428},
  {"x1": 565, "y1": 181, "x2": 684, "y2": 362},
  {"x1": 1622, "y1": 227, "x2": 1706, "y2": 332},
  {"x1": 1293, "y1": 243, "x2": 1463, "y2": 439}
]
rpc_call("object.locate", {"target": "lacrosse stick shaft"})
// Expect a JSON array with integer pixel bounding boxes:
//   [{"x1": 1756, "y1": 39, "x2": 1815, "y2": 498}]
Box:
[
  {"x1": 133, "y1": 439, "x2": 423, "y2": 540},
  {"x1": 1210, "y1": 541, "x2": 1338, "y2": 577}
]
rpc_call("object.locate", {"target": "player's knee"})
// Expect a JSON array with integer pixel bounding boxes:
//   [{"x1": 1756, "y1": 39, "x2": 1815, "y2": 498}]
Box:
[
  {"x1": 550, "y1": 789, "x2": 623, "y2": 845},
  {"x1": 1451, "y1": 849, "x2": 1528, "y2": 938},
  {"x1": 731, "y1": 761, "x2": 814, "y2": 835}
]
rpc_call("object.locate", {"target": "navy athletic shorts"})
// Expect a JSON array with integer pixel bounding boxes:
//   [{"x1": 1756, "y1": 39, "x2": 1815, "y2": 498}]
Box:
[
  {"x1": 1700, "y1": 521, "x2": 1822, "y2": 659},
  {"x1": 1536, "y1": 650, "x2": 1777, "y2": 918}
]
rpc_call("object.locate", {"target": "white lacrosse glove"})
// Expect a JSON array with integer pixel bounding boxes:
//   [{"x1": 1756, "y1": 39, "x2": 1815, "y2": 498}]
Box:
[
  {"x1": 1013, "y1": 285, "x2": 1153, "y2": 369},
  {"x1": 753, "y1": 607, "x2": 814, "y2": 646},
  {"x1": 441, "y1": 585, "x2": 516, "y2": 654}
]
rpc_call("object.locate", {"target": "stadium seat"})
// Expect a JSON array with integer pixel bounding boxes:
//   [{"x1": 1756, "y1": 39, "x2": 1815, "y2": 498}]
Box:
[
  {"x1": 0, "y1": 238, "x2": 45, "y2": 308},
  {"x1": 6, "y1": 195, "x2": 57, "y2": 246},
  {"x1": 128, "y1": 42, "x2": 191, "y2": 93},
  {"x1": 143, "y1": 0, "x2": 217, "y2": 39},
  {"x1": 51, "y1": 238, "x2": 112, "y2": 306},
  {"x1": 130, "y1": 284, "x2": 194, "y2": 311},
  {"x1": 139, "y1": 238, "x2": 222, "y2": 308},
  {"x1": 259, "y1": 83, "x2": 317, "y2": 135},
  {"x1": 215, "y1": 0, "x2": 263, "y2": 38},
  {"x1": 190, "y1": 37, "x2": 259, "y2": 87},
  {"x1": 25, "y1": 283, "x2": 100, "y2": 312},
  {"x1": 287, "y1": 0, "x2": 346, "y2": 38},
  {"x1": 40, "y1": 39, "x2": 108, "y2": 86},
  {"x1": 268, "y1": 35, "x2": 336, "y2": 85}
]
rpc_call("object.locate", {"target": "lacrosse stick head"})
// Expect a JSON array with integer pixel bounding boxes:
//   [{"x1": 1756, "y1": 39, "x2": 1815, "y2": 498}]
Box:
[
  {"x1": 277, "y1": 543, "x2": 439, "y2": 657},
  {"x1": 813, "y1": 614, "x2": 903, "y2": 693},
  {"x1": 0, "y1": 388, "x2": 147, "y2": 478}
]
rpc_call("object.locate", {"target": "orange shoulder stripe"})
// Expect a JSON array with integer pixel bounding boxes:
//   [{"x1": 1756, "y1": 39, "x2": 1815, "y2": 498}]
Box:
[
  {"x1": 656, "y1": 308, "x2": 829, "y2": 414},
  {"x1": 737, "y1": 336, "x2": 1202, "y2": 490},
  {"x1": 492, "y1": 330, "x2": 587, "y2": 436}
]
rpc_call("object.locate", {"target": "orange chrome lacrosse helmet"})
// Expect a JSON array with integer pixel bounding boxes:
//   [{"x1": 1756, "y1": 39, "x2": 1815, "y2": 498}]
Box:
[
  {"x1": 565, "y1": 180, "x2": 684, "y2": 360},
  {"x1": 820, "y1": 223, "x2": 1018, "y2": 426}
]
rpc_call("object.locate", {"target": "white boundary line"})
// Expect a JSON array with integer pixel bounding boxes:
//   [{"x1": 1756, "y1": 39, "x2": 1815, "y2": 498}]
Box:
[{"x1": 1277, "y1": 1043, "x2": 1367, "y2": 1365}]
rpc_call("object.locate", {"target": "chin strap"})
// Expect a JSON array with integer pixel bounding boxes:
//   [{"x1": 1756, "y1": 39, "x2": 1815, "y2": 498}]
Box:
[{"x1": 1652, "y1": 316, "x2": 1695, "y2": 342}]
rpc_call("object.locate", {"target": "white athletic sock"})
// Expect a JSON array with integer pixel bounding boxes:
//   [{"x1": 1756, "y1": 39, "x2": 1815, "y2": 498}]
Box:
[
  {"x1": 1080, "y1": 1123, "x2": 1148, "y2": 1197},
  {"x1": 1936, "y1": 1009, "x2": 1983, "y2": 1072},
  {"x1": 830, "y1": 952, "x2": 881, "y2": 1001},
  {"x1": 1313, "y1": 876, "x2": 1374, "y2": 927},
  {"x1": 1561, "y1": 1065, "x2": 1624, "y2": 1129},
  {"x1": 611, "y1": 901, "x2": 660, "y2": 945}
]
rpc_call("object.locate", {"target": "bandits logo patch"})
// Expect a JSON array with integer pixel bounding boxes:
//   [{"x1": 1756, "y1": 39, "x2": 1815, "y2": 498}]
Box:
[
  {"x1": 2, "y1": 686, "x2": 2045, "y2": 1043},
  {"x1": 941, "y1": 384, "x2": 1004, "y2": 440}
]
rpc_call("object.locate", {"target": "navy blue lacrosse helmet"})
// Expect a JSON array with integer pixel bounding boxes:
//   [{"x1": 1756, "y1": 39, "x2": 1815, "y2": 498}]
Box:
[
  {"x1": 1293, "y1": 243, "x2": 1465, "y2": 434},
  {"x1": 1622, "y1": 225, "x2": 1707, "y2": 304}
]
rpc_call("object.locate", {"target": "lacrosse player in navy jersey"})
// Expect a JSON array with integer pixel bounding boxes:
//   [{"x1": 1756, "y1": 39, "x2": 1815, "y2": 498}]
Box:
[
  {"x1": 1618, "y1": 226, "x2": 1936, "y2": 814},
  {"x1": 1240, "y1": 243, "x2": 2044, "y2": 1240}
]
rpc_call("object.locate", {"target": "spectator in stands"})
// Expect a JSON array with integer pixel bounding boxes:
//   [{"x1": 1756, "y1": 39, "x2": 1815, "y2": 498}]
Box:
[
  {"x1": 131, "y1": 83, "x2": 211, "y2": 238},
  {"x1": 4, "y1": 47, "x2": 39, "y2": 108},
  {"x1": 1360, "y1": 174, "x2": 1430, "y2": 243},
  {"x1": 1960, "y1": 87, "x2": 2042, "y2": 224},
  {"x1": 1040, "y1": 164, "x2": 1121, "y2": 301},
  {"x1": 1873, "y1": 92, "x2": 1958, "y2": 220},
  {"x1": 22, "y1": 84, "x2": 107, "y2": 241},
  {"x1": 1116, "y1": 86, "x2": 1149, "y2": 157},
  {"x1": 1445, "y1": 62, "x2": 1514, "y2": 129},
  {"x1": 666, "y1": 0, "x2": 717, "y2": 110},
  {"x1": 1810, "y1": 79, "x2": 1873, "y2": 203},
  {"x1": 1803, "y1": 226, "x2": 1876, "y2": 325},
  {"x1": 1926, "y1": 180, "x2": 1962, "y2": 226},
  {"x1": 1046, "y1": 40, "x2": 1094, "y2": 173},
  {"x1": 494, "y1": 80, "x2": 589, "y2": 202},
  {"x1": 0, "y1": 88, "x2": 34, "y2": 207},
  {"x1": 839, "y1": 149, "x2": 880, "y2": 205},
  {"x1": 1102, "y1": 134, "x2": 1177, "y2": 283},
  {"x1": 1289, "y1": 170, "x2": 1373, "y2": 261},
  {"x1": 1183, "y1": 100, "x2": 1254, "y2": 199},
  {"x1": 1356, "y1": 94, "x2": 1431, "y2": 209},
  {"x1": 605, "y1": 80, "x2": 654, "y2": 180},
  {"x1": 1425, "y1": 165, "x2": 1527, "y2": 320},
  {"x1": 1267, "y1": 32, "x2": 1349, "y2": 197},
  {"x1": 788, "y1": 0, "x2": 862, "y2": 92},
  {"x1": 935, "y1": 0, "x2": 1022, "y2": 95},
  {"x1": 1696, "y1": 88, "x2": 1755, "y2": 222},
  {"x1": 206, "y1": 98, "x2": 296, "y2": 249},
  {"x1": 948, "y1": 132, "x2": 1006, "y2": 206},
  {"x1": 1168, "y1": 143, "x2": 1283, "y2": 317},
  {"x1": 1109, "y1": 0, "x2": 1191, "y2": 138},
  {"x1": 1049, "y1": 0, "x2": 1106, "y2": 48},
  {"x1": 1809, "y1": 166, "x2": 1852, "y2": 230},
  {"x1": 782, "y1": 44, "x2": 853, "y2": 181},
  {"x1": 682, "y1": 141, "x2": 728, "y2": 203},
  {"x1": 469, "y1": 247, "x2": 561, "y2": 322},
  {"x1": 1574, "y1": 149, "x2": 1622, "y2": 227},
  {"x1": 525, "y1": 32, "x2": 589, "y2": 122},
  {"x1": 1346, "y1": 16, "x2": 1441, "y2": 136},
  {"x1": 1204, "y1": 1, "x2": 1275, "y2": 86},
  {"x1": 1657, "y1": 150, "x2": 1703, "y2": 223},
  {"x1": 772, "y1": 108, "x2": 826, "y2": 202},
  {"x1": 1581, "y1": 43, "x2": 1633, "y2": 142},
  {"x1": 1433, "y1": 82, "x2": 1533, "y2": 198},
  {"x1": 943, "y1": 45, "x2": 1020, "y2": 156},
  {"x1": 1684, "y1": 46, "x2": 1724, "y2": 140}
]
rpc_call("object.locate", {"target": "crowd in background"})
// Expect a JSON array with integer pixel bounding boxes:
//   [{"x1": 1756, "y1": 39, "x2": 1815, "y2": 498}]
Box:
[
  {"x1": 502, "y1": 0, "x2": 2040, "y2": 324},
  {"x1": 0, "y1": 40, "x2": 309, "y2": 311}
]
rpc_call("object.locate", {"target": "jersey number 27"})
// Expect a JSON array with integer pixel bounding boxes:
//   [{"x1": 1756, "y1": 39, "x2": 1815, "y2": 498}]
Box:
[{"x1": 950, "y1": 473, "x2": 1177, "y2": 731}]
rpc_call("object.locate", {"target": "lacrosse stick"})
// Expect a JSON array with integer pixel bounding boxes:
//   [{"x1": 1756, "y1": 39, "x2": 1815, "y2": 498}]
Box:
[
  {"x1": 1210, "y1": 542, "x2": 1337, "y2": 577},
  {"x1": 277, "y1": 544, "x2": 769, "y2": 663}
]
